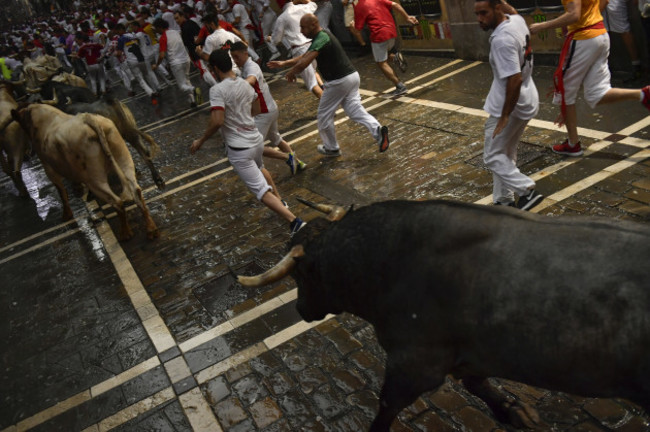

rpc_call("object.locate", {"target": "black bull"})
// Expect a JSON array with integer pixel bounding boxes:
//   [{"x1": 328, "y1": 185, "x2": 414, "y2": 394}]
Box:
[{"x1": 239, "y1": 199, "x2": 650, "y2": 431}]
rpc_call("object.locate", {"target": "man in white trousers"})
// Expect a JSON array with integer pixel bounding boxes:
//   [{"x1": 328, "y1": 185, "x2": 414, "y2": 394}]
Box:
[
  {"x1": 267, "y1": 0, "x2": 323, "y2": 99},
  {"x1": 271, "y1": 14, "x2": 389, "y2": 157},
  {"x1": 152, "y1": 18, "x2": 202, "y2": 108},
  {"x1": 476, "y1": 0, "x2": 543, "y2": 211}
]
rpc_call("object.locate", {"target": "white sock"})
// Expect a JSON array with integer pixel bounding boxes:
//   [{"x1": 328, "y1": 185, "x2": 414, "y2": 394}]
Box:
[{"x1": 640, "y1": 91, "x2": 645, "y2": 102}]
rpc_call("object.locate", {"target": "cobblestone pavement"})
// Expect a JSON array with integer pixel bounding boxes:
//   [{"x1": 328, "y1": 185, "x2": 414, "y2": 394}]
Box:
[{"x1": 2, "y1": 51, "x2": 650, "y2": 432}]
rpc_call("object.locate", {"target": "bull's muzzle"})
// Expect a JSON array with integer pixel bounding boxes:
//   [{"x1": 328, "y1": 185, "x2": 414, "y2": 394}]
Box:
[{"x1": 238, "y1": 245, "x2": 305, "y2": 287}]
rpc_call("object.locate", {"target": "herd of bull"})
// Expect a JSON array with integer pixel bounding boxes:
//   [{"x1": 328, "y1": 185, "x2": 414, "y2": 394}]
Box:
[
  {"x1": 0, "y1": 55, "x2": 161, "y2": 240},
  {"x1": 2, "y1": 55, "x2": 650, "y2": 432}
]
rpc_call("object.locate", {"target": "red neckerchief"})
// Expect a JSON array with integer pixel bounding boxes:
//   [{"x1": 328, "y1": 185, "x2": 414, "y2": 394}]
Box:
[{"x1": 553, "y1": 21, "x2": 605, "y2": 126}]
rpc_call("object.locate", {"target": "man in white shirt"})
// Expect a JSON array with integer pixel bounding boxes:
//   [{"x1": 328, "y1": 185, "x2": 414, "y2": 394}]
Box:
[
  {"x1": 230, "y1": 41, "x2": 307, "y2": 175},
  {"x1": 228, "y1": 0, "x2": 261, "y2": 62},
  {"x1": 196, "y1": 13, "x2": 242, "y2": 86},
  {"x1": 267, "y1": 0, "x2": 322, "y2": 98},
  {"x1": 476, "y1": 0, "x2": 542, "y2": 211},
  {"x1": 190, "y1": 49, "x2": 306, "y2": 237},
  {"x1": 252, "y1": 0, "x2": 281, "y2": 60},
  {"x1": 152, "y1": 18, "x2": 202, "y2": 107}
]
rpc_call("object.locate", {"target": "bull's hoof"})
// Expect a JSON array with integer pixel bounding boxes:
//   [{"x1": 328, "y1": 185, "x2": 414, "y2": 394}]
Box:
[
  {"x1": 155, "y1": 178, "x2": 166, "y2": 190},
  {"x1": 62, "y1": 211, "x2": 74, "y2": 221},
  {"x1": 147, "y1": 229, "x2": 160, "y2": 240}
]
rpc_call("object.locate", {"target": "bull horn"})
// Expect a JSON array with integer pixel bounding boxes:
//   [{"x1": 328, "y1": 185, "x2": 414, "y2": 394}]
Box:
[
  {"x1": 41, "y1": 88, "x2": 58, "y2": 105},
  {"x1": 296, "y1": 197, "x2": 347, "y2": 221},
  {"x1": 237, "y1": 245, "x2": 305, "y2": 287},
  {"x1": 26, "y1": 87, "x2": 41, "y2": 94}
]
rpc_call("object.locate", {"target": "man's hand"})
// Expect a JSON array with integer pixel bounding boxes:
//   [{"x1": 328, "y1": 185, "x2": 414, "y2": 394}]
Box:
[
  {"x1": 190, "y1": 139, "x2": 203, "y2": 154},
  {"x1": 267, "y1": 60, "x2": 284, "y2": 69},
  {"x1": 529, "y1": 22, "x2": 544, "y2": 34},
  {"x1": 406, "y1": 15, "x2": 418, "y2": 25},
  {"x1": 493, "y1": 116, "x2": 509, "y2": 138},
  {"x1": 286, "y1": 70, "x2": 297, "y2": 83}
]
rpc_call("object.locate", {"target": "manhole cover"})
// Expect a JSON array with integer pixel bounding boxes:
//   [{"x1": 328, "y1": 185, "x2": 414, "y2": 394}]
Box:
[{"x1": 465, "y1": 142, "x2": 544, "y2": 170}]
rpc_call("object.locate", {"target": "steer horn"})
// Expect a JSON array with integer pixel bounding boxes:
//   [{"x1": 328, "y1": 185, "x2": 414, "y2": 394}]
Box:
[
  {"x1": 238, "y1": 245, "x2": 305, "y2": 287},
  {"x1": 296, "y1": 197, "x2": 347, "y2": 221},
  {"x1": 41, "y1": 88, "x2": 58, "y2": 106}
]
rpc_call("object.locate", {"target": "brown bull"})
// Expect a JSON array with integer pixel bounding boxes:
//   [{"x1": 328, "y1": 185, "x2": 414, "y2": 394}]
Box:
[
  {"x1": 9, "y1": 104, "x2": 158, "y2": 240},
  {"x1": 0, "y1": 83, "x2": 30, "y2": 196}
]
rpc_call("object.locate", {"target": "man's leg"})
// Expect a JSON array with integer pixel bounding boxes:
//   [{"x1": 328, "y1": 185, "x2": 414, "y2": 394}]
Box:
[
  {"x1": 317, "y1": 82, "x2": 345, "y2": 151},
  {"x1": 340, "y1": 72, "x2": 381, "y2": 138},
  {"x1": 377, "y1": 60, "x2": 399, "y2": 86}
]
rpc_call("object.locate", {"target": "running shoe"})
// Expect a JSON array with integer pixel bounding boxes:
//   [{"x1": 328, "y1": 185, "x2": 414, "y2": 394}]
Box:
[{"x1": 552, "y1": 139, "x2": 583, "y2": 156}]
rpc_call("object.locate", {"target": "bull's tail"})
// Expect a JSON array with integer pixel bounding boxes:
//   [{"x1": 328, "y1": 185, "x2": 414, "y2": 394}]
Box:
[
  {"x1": 108, "y1": 98, "x2": 160, "y2": 157},
  {"x1": 82, "y1": 114, "x2": 131, "y2": 200}
]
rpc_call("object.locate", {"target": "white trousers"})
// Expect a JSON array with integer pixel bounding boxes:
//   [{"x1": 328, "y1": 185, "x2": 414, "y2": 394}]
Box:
[
  {"x1": 240, "y1": 28, "x2": 261, "y2": 61},
  {"x1": 483, "y1": 115, "x2": 535, "y2": 204},
  {"x1": 128, "y1": 61, "x2": 160, "y2": 96},
  {"x1": 227, "y1": 141, "x2": 272, "y2": 201},
  {"x1": 318, "y1": 71, "x2": 380, "y2": 151},
  {"x1": 292, "y1": 44, "x2": 318, "y2": 92},
  {"x1": 86, "y1": 63, "x2": 106, "y2": 94},
  {"x1": 169, "y1": 61, "x2": 194, "y2": 102}
]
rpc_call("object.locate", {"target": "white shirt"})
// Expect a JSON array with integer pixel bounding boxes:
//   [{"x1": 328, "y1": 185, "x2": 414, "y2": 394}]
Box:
[
  {"x1": 202, "y1": 28, "x2": 242, "y2": 75},
  {"x1": 271, "y1": 2, "x2": 316, "y2": 49},
  {"x1": 241, "y1": 57, "x2": 277, "y2": 113},
  {"x1": 162, "y1": 11, "x2": 181, "y2": 31},
  {"x1": 484, "y1": 14, "x2": 538, "y2": 121},
  {"x1": 160, "y1": 29, "x2": 189, "y2": 65},
  {"x1": 209, "y1": 76, "x2": 263, "y2": 149},
  {"x1": 232, "y1": 3, "x2": 252, "y2": 31}
]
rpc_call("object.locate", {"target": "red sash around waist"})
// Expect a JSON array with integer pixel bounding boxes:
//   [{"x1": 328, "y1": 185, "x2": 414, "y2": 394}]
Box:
[{"x1": 553, "y1": 21, "x2": 605, "y2": 126}]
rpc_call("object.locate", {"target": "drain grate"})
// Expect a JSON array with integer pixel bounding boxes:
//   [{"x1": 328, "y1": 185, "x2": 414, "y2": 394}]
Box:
[{"x1": 465, "y1": 142, "x2": 544, "y2": 170}]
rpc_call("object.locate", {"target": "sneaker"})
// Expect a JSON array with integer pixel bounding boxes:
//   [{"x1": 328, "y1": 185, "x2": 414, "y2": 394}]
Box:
[
  {"x1": 390, "y1": 83, "x2": 407, "y2": 97},
  {"x1": 317, "y1": 144, "x2": 341, "y2": 157},
  {"x1": 552, "y1": 139, "x2": 583, "y2": 156},
  {"x1": 286, "y1": 152, "x2": 297, "y2": 175},
  {"x1": 281, "y1": 200, "x2": 289, "y2": 208},
  {"x1": 269, "y1": 51, "x2": 281, "y2": 61},
  {"x1": 297, "y1": 160, "x2": 308, "y2": 172},
  {"x1": 151, "y1": 95, "x2": 158, "y2": 105},
  {"x1": 394, "y1": 51, "x2": 407, "y2": 72},
  {"x1": 642, "y1": 86, "x2": 650, "y2": 111},
  {"x1": 289, "y1": 217, "x2": 306, "y2": 238},
  {"x1": 516, "y1": 189, "x2": 543, "y2": 211},
  {"x1": 194, "y1": 87, "x2": 203, "y2": 105},
  {"x1": 376, "y1": 125, "x2": 389, "y2": 152},
  {"x1": 494, "y1": 201, "x2": 516, "y2": 207}
]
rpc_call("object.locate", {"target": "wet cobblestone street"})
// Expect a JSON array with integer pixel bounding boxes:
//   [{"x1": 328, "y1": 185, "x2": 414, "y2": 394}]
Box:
[{"x1": 2, "y1": 51, "x2": 650, "y2": 431}]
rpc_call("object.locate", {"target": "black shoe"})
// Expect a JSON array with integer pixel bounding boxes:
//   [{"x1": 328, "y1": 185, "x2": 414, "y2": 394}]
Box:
[
  {"x1": 516, "y1": 189, "x2": 543, "y2": 211},
  {"x1": 289, "y1": 217, "x2": 306, "y2": 238},
  {"x1": 494, "y1": 201, "x2": 515, "y2": 207}
]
